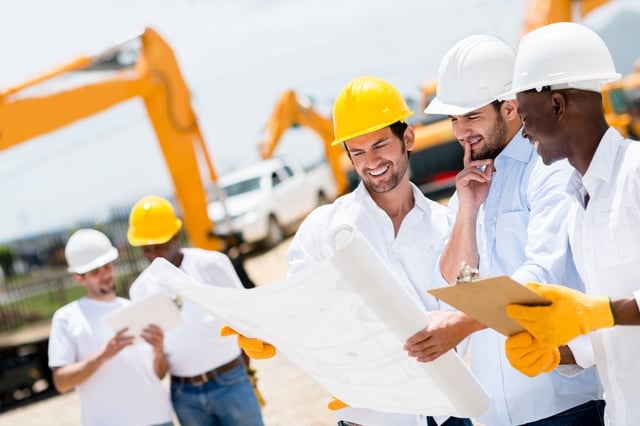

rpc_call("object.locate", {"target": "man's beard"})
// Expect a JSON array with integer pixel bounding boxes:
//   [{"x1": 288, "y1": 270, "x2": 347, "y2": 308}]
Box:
[{"x1": 472, "y1": 113, "x2": 508, "y2": 161}]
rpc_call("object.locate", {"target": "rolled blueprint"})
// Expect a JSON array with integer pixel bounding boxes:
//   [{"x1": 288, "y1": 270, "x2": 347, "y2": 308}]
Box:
[{"x1": 145, "y1": 225, "x2": 489, "y2": 417}]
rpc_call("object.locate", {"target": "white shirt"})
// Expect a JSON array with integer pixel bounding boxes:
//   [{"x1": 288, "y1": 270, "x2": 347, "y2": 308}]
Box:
[
  {"x1": 288, "y1": 182, "x2": 452, "y2": 426},
  {"x1": 448, "y1": 133, "x2": 602, "y2": 426},
  {"x1": 130, "y1": 248, "x2": 243, "y2": 376},
  {"x1": 566, "y1": 127, "x2": 640, "y2": 426},
  {"x1": 48, "y1": 297, "x2": 174, "y2": 426}
]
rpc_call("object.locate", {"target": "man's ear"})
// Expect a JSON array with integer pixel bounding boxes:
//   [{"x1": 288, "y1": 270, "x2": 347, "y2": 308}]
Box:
[
  {"x1": 404, "y1": 126, "x2": 415, "y2": 151},
  {"x1": 550, "y1": 92, "x2": 566, "y2": 119},
  {"x1": 502, "y1": 99, "x2": 519, "y2": 120},
  {"x1": 71, "y1": 273, "x2": 84, "y2": 284}
]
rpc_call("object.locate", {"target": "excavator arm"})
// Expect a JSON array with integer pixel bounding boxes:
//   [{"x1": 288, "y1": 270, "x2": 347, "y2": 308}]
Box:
[
  {"x1": 521, "y1": 0, "x2": 611, "y2": 36},
  {"x1": 258, "y1": 90, "x2": 349, "y2": 195},
  {"x1": 0, "y1": 28, "x2": 223, "y2": 250}
]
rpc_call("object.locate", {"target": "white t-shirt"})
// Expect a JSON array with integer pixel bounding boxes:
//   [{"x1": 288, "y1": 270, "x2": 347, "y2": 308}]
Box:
[
  {"x1": 130, "y1": 248, "x2": 243, "y2": 377},
  {"x1": 48, "y1": 297, "x2": 173, "y2": 426},
  {"x1": 288, "y1": 183, "x2": 451, "y2": 426}
]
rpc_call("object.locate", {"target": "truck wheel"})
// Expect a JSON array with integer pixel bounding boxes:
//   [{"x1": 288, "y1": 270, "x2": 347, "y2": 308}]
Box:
[{"x1": 264, "y1": 216, "x2": 284, "y2": 248}]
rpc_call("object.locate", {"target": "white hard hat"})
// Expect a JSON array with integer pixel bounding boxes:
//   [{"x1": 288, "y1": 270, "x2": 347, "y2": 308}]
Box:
[
  {"x1": 510, "y1": 22, "x2": 621, "y2": 95},
  {"x1": 425, "y1": 34, "x2": 516, "y2": 116},
  {"x1": 65, "y1": 229, "x2": 118, "y2": 274}
]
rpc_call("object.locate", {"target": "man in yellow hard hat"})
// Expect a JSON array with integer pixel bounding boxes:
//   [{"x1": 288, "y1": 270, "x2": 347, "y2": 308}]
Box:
[
  {"x1": 48, "y1": 229, "x2": 174, "y2": 426},
  {"x1": 127, "y1": 195, "x2": 264, "y2": 426},
  {"x1": 286, "y1": 76, "x2": 470, "y2": 426}
]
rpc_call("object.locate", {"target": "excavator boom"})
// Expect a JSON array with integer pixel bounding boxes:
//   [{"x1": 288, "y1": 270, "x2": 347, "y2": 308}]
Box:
[
  {"x1": 0, "y1": 28, "x2": 222, "y2": 250},
  {"x1": 259, "y1": 90, "x2": 348, "y2": 195}
]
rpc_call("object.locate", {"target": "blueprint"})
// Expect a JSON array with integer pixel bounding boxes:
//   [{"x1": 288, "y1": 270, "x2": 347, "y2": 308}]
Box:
[{"x1": 139, "y1": 225, "x2": 490, "y2": 418}]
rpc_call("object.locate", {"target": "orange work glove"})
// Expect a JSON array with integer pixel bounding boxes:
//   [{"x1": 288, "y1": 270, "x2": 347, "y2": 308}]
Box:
[
  {"x1": 327, "y1": 396, "x2": 349, "y2": 411},
  {"x1": 506, "y1": 283, "x2": 614, "y2": 346},
  {"x1": 505, "y1": 331, "x2": 560, "y2": 377},
  {"x1": 220, "y1": 326, "x2": 276, "y2": 359}
]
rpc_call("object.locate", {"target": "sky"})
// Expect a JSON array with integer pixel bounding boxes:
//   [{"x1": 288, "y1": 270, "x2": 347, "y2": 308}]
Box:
[{"x1": 1, "y1": 0, "x2": 638, "y2": 243}]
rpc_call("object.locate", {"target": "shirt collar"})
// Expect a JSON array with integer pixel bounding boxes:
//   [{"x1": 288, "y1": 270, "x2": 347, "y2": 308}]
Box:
[
  {"x1": 582, "y1": 127, "x2": 624, "y2": 192},
  {"x1": 566, "y1": 127, "x2": 623, "y2": 204},
  {"x1": 354, "y1": 181, "x2": 427, "y2": 213},
  {"x1": 496, "y1": 128, "x2": 533, "y2": 164}
]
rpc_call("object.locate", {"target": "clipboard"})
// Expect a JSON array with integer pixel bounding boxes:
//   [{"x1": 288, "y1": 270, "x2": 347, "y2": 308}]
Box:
[
  {"x1": 104, "y1": 292, "x2": 183, "y2": 341},
  {"x1": 428, "y1": 276, "x2": 550, "y2": 336}
]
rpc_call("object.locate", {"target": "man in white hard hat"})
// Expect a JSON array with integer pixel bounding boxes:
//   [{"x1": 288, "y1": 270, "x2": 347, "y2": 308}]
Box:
[
  {"x1": 502, "y1": 22, "x2": 640, "y2": 426},
  {"x1": 405, "y1": 35, "x2": 604, "y2": 425},
  {"x1": 48, "y1": 228, "x2": 174, "y2": 426}
]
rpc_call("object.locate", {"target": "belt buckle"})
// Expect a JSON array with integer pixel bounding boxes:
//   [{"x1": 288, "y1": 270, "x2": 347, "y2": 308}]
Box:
[{"x1": 192, "y1": 372, "x2": 209, "y2": 386}]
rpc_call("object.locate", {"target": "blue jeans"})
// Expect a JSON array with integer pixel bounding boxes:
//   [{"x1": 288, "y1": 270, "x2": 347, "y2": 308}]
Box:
[
  {"x1": 170, "y1": 362, "x2": 264, "y2": 426},
  {"x1": 426, "y1": 417, "x2": 472, "y2": 426},
  {"x1": 521, "y1": 400, "x2": 605, "y2": 426}
]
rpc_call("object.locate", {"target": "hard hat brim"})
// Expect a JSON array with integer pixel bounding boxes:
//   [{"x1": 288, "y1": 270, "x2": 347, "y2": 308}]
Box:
[
  {"x1": 67, "y1": 247, "x2": 118, "y2": 274},
  {"x1": 424, "y1": 94, "x2": 514, "y2": 116},
  {"x1": 505, "y1": 73, "x2": 622, "y2": 98}
]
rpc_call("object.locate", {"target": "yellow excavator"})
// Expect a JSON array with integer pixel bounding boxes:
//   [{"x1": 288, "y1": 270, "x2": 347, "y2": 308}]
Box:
[
  {"x1": 0, "y1": 28, "x2": 225, "y2": 251},
  {"x1": 259, "y1": 89, "x2": 462, "y2": 198}
]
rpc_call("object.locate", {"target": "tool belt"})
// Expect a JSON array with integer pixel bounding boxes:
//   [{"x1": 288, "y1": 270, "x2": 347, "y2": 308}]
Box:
[{"x1": 171, "y1": 357, "x2": 243, "y2": 386}]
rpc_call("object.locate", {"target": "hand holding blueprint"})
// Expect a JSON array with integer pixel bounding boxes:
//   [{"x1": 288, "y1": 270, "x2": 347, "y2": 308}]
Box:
[
  {"x1": 103, "y1": 292, "x2": 182, "y2": 340},
  {"x1": 146, "y1": 225, "x2": 489, "y2": 417}
]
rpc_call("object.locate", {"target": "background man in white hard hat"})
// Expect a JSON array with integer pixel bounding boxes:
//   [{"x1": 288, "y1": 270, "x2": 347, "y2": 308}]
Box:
[
  {"x1": 126, "y1": 195, "x2": 264, "y2": 426},
  {"x1": 48, "y1": 228, "x2": 174, "y2": 426},
  {"x1": 405, "y1": 35, "x2": 604, "y2": 425},
  {"x1": 503, "y1": 22, "x2": 640, "y2": 426},
  {"x1": 286, "y1": 76, "x2": 470, "y2": 426}
]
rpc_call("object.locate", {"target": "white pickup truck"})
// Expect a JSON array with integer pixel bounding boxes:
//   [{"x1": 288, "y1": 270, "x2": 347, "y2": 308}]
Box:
[{"x1": 207, "y1": 157, "x2": 337, "y2": 248}]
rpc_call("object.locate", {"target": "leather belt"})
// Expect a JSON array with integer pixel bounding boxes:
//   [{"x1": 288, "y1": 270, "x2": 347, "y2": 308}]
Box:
[{"x1": 171, "y1": 357, "x2": 243, "y2": 386}]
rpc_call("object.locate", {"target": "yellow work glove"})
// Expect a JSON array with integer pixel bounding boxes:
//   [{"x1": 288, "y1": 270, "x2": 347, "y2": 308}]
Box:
[
  {"x1": 327, "y1": 396, "x2": 349, "y2": 411},
  {"x1": 220, "y1": 326, "x2": 277, "y2": 359},
  {"x1": 505, "y1": 331, "x2": 560, "y2": 377},
  {"x1": 506, "y1": 283, "x2": 614, "y2": 346}
]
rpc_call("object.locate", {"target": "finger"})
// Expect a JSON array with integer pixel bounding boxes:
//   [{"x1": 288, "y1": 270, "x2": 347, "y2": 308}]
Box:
[
  {"x1": 462, "y1": 141, "x2": 471, "y2": 167},
  {"x1": 404, "y1": 329, "x2": 430, "y2": 346},
  {"x1": 220, "y1": 325, "x2": 238, "y2": 337},
  {"x1": 505, "y1": 331, "x2": 533, "y2": 350},
  {"x1": 457, "y1": 166, "x2": 492, "y2": 183},
  {"x1": 523, "y1": 282, "x2": 548, "y2": 295},
  {"x1": 416, "y1": 348, "x2": 446, "y2": 363},
  {"x1": 506, "y1": 304, "x2": 541, "y2": 322},
  {"x1": 327, "y1": 397, "x2": 349, "y2": 411},
  {"x1": 120, "y1": 335, "x2": 136, "y2": 344},
  {"x1": 115, "y1": 327, "x2": 130, "y2": 336},
  {"x1": 543, "y1": 347, "x2": 560, "y2": 373}
]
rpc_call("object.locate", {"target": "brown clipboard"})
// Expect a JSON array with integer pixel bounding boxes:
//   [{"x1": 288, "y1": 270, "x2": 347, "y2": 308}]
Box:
[{"x1": 428, "y1": 276, "x2": 551, "y2": 336}]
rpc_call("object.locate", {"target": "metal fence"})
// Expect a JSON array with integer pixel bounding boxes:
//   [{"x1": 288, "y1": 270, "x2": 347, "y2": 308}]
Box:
[{"x1": 0, "y1": 204, "x2": 151, "y2": 335}]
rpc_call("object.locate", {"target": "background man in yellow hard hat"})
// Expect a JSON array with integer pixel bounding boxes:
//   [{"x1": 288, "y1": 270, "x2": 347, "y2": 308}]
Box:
[
  {"x1": 286, "y1": 76, "x2": 471, "y2": 426},
  {"x1": 504, "y1": 22, "x2": 640, "y2": 425},
  {"x1": 127, "y1": 195, "x2": 264, "y2": 426},
  {"x1": 406, "y1": 34, "x2": 604, "y2": 426},
  {"x1": 48, "y1": 228, "x2": 174, "y2": 426}
]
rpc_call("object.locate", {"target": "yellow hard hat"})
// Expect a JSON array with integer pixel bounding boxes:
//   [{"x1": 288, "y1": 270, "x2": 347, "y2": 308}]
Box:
[
  {"x1": 127, "y1": 195, "x2": 183, "y2": 246},
  {"x1": 332, "y1": 76, "x2": 414, "y2": 146}
]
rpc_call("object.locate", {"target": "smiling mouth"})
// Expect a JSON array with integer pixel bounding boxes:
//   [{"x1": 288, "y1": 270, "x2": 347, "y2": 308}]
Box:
[
  {"x1": 467, "y1": 137, "x2": 482, "y2": 149},
  {"x1": 368, "y1": 165, "x2": 390, "y2": 177}
]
